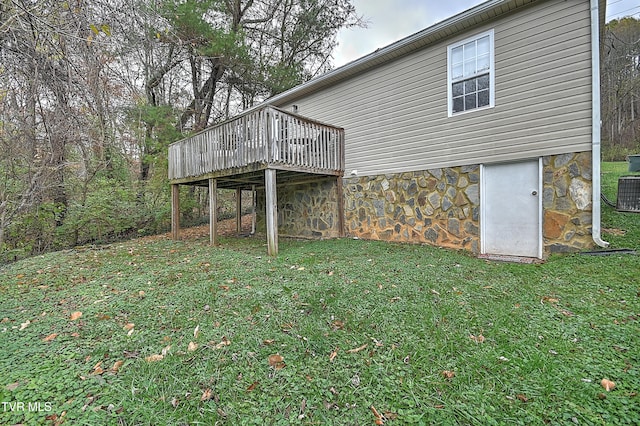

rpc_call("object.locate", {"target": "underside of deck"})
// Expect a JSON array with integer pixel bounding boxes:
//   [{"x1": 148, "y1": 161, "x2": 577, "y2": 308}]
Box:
[{"x1": 170, "y1": 162, "x2": 342, "y2": 190}]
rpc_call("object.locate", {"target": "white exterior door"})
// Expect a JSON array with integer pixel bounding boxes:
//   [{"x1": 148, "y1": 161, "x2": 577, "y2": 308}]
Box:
[{"x1": 481, "y1": 159, "x2": 542, "y2": 258}]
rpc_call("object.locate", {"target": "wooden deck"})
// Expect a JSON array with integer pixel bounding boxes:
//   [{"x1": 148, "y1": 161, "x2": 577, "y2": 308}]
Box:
[
  {"x1": 168, "y1": 105, "x2": 345, "y2": 256},
  {"x1": 168, "y1": 105, "x2": 344, "y2": 187}
]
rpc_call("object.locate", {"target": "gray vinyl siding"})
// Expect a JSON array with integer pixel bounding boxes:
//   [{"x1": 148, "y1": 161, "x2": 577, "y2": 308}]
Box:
[{"x1": 274, "y1": 0, "x2": 593, "y2": 176}]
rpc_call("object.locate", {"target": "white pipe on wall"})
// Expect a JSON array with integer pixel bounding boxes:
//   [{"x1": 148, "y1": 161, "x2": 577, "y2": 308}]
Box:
[{"x1": 590, "y1": 0, "x2": 609, "y2": 248}]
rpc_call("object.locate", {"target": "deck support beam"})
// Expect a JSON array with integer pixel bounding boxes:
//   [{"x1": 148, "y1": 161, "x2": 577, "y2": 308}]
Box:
[
  {"x1": 265, "y1": 168, "x2": 278, "y2": 256},
  {"x1": 251, "y1": 185, "x2": 256, "y2": 235},
  {"x1": 171, "y1": 184, "x2": 180, "y2": 240},
  {"x1": 236, "y1": 188, "x2": 242, "y2": 235},
  {"x1": 209, "y1": 178, "x2": 217, "y2": 246}
]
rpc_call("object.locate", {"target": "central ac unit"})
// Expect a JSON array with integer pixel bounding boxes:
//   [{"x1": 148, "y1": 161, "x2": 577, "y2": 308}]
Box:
[{"x1": 617, "y1": 176, "x2": 640, "y2": 213}]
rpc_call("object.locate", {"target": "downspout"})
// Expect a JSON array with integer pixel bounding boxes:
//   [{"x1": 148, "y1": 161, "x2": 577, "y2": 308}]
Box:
[{"x1": 590, "y1": 0, "x2": 609, "y2": 248}]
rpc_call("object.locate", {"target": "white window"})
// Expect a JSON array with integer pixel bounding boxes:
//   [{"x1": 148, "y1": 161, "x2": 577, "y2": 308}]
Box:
[{"x1": 447, "y1": 30, "x2": 495, "y2": 116}]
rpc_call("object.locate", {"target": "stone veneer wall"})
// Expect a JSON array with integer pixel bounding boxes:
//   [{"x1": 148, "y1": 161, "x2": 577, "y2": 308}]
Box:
[
  {"x1": 344, "y1": 167, "x2": 481, "y2": 252},
  {"x1": 343, "y1": 151, "x2": 594, "y2": 255},
  {"x1": 254, "y1": 151, "x2": 594, "y2": 255},
  {"x1": 255, "y1": 177, "x2": 342, "y2": 239},
  {"x1": 542, "y1": 151, "x2": 594, "y2": 253}
]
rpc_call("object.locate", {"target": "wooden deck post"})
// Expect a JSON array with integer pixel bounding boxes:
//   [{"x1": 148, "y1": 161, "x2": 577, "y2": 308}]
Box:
[
  {"x1": 171, "y1": 184, "x2": 180, "y2": 240},
  {"x1": 209, "y1": 178, "x2": 217, "y2": 246},
  {"x1": 265, "y1": 169, "x2": 278, "y2": 256},
  {"x1": 236, "y1": 188, "x2": 242, "y2": 235},
  {"x1": 251, "y1": 185, "x2": 256, "y2": 235}
]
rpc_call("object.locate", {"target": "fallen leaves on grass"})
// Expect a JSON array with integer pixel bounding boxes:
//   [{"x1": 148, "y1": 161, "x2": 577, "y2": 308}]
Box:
[
  {"x1": 46, "y1": 411, "x2": 66, "y2": 426},
  {"x1": 331, "y1": 320, "x2": 345, "y2": 330},
  {"x1": 92, "y1": 361, "x2": 104, "y2": 375},
  {"x1": 145, "y1": 354, "x2": 164, "y2": 362},
  {"x1": 347, "y1": 343, "x2": 367, "y2": 353},
  {"x1": 601, "y1": 378, "x2": 616, "y2": 391},
  {"x1": 193, "y1": 325, "x2": 200, "y2": 339},
  {"x1": 211, "y1": 336, "x2": 231, "y2": 349},
  {"x1": 111, "y1": 360, "x2": 124, "y2": 373},
  {"x1": 161, "y1": 345, "x2": 172, "y2": 356},
  {"x1": 246, "y1": 381, "x2": 259, "y2": 392},
  {"x1": 201, "y1": 388, "x2": 213, "y2": 401},
  {"x1": 20, "y1": 320, "x2": 31, "y2": 330},
  {"x1": 329, "y1": 348, "x2": 338, "y2": 362},
  {"x1": 188, "y1": 341, "x2": 198, "y2": 352},
  {"x1": 268, "y1": 354, "x2": 285, "y2": 369},
  {"x1": 123, "y1": 322, "x2": 135, "y2": 336},
  {"x1": 5, "y1": 382, "x2": 20, "y2": 391},
  {"x1": 371, "y1": 405, "x2": 384, "y2": 425},
  {"x1": 442, "y1": 370, "x2": 455, "y2": 379},
  {"x1": 70, "y1": 311, "x2": 83, "y2": 321},
  {"x1": 541, "y1": 297, "x2": 575, "y2": 317},
  {"x1": 469, "y1": 334, "x2": 485, "y2": 344},
  {"x1": 43, "y1": 333, "x2": 58, "y2": 342}
]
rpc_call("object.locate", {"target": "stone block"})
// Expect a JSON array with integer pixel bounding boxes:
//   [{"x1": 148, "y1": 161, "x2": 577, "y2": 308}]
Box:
[
  {"x1": 425, "y1": 177, "x2": 438, "y2": 191},
  {"x1": 428, "y1": 169, "x2": 443, "y2": 180},
  {"x1": 569, "y1": 178, "x2": 591, "y2": 210},
  {"x1": 554, "y1": 153, "x2": 573, "y2": 168},
  {"x1": 429, "y1": 192, "x2": 441, "y2": 209},
  {"x1": 454, "y1": 191, "x2": 468, "y2": 206},
  {"x1": 442, "y1": 196, "x2": 453, "y2": 212},
  {"x1": 544, "y1": 210, "x2": 570, "y2": 239},
  {"x1": 445, "y1": 168, "x2": 459, "y2": 185},
  {"x1": 448, "y1": 218, "x2": 461, "y2": 237},
  {"x1": 465, "y1": 184, "x2": 479, "y2": 205}
]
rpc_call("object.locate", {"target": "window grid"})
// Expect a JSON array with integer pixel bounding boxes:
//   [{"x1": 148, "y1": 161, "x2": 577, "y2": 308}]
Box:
[{"x1": 448, "y1": 30, "x2": 494, "y2": 116}]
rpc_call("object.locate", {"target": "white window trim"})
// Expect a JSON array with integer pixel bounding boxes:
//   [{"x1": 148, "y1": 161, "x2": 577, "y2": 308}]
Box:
[{"x1": 447, "y1": 29, "x2": 495, "y2": 117}]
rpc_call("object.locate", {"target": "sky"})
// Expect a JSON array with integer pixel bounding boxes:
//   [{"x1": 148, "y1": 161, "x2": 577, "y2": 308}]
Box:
[{"x1": 332, "y1": 0, "x2": 640, "y2": 67}]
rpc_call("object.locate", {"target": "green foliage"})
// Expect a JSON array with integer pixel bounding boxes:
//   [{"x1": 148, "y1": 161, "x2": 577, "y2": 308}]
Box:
[
  {"x1": 1, "y1": 202, "x2": 65, "y2": 263},
  {"x1": 59, "y1": 177, "x2": 142, "y2": 245},
  {"x1": 136, "y1": 104, "x2": 182, "y2": 153},
  {"x1": 602, "y1": 143, "x2": 639, "y2": 162},
  {"x1": 266, "y1": 62, "x2": 306, "y2": 95}
]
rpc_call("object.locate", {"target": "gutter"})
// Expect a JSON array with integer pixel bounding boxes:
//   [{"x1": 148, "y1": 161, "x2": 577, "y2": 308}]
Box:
[{"x1": 590, "y1": 0, "x2": 609, "y2": 248}]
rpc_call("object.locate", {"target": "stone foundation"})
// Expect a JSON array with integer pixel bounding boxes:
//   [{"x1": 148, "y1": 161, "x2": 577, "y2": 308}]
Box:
[
  {"x1": 254, "y1": 151, "x2": 594, "y2": 255},
  {"x1": 344, "y1": 167, "x2": 480, "y2": 252},
  {"x1": 256, "y1": 177, "x2": 342, "y2": 238},
  {"x1": 542, "y1": 152, "x2": 594, "y2": 253}
]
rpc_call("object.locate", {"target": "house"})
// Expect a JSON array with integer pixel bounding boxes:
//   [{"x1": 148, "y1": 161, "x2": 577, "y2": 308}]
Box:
[{"x1": 168, "y1": 0, "x2": 609, "y2": 258}]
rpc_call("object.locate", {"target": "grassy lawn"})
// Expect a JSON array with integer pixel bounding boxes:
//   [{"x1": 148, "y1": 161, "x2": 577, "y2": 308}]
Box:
[{"x1": 1, "y1": 163, "x2": 638, "y2": 425}]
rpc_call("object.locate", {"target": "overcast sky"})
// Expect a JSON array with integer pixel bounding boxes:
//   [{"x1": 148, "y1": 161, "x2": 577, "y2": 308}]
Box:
[{"x1": 332, "y1": 0, "x2": 640, "y2": 67}]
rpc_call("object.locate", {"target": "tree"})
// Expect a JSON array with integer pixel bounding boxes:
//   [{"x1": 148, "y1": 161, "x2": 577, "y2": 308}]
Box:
[
  {"x1": 0, "y1": 0, "x2": 363, "y2": 262},
  {"x1": 602, "y1": 17, "x2": 640, "y2": 157},
  {"x1": 0, "y1": 0, "x2": 131, "y2": 257}
]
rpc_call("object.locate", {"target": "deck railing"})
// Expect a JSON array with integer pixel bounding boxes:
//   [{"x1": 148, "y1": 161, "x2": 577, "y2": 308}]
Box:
[{"x1": 168, "y1": 105, "x2": 345, "y2": 181}]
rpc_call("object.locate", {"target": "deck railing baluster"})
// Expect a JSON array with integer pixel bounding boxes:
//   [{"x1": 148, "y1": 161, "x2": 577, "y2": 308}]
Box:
[{"x1": 168, "y1": 105, "x2": 344, "y2": 182}]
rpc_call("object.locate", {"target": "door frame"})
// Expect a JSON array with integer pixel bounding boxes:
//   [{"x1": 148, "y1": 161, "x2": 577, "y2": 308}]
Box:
[{"x1": 480, "y1": 158, "x2": 543, "y2": 259}]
